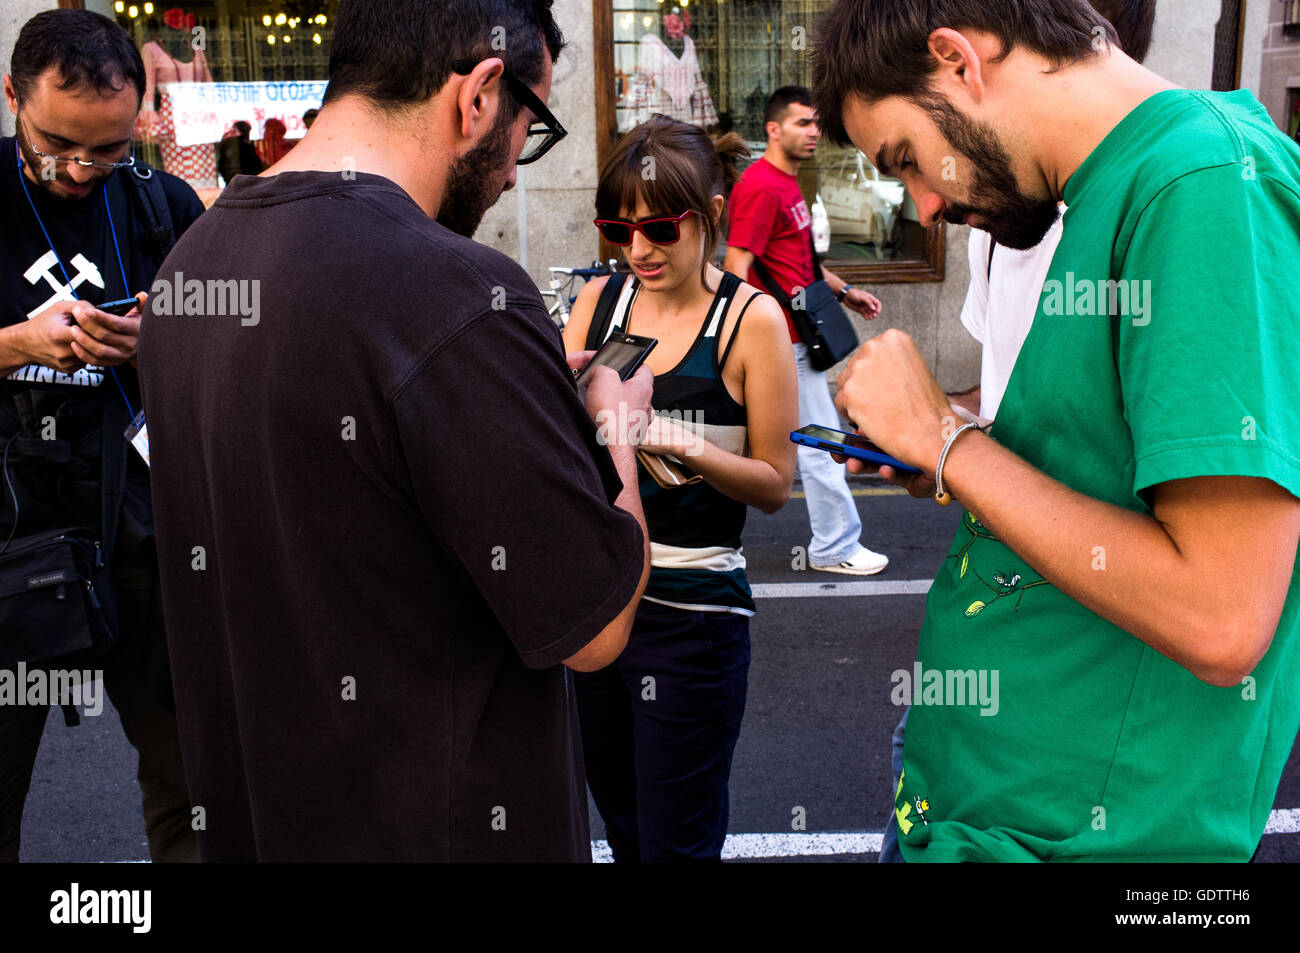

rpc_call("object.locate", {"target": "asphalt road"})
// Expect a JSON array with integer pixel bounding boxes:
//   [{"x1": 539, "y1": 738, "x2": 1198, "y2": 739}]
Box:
[{"x1": 15, "y1": 480, "x2": 1300, "y2": 862}]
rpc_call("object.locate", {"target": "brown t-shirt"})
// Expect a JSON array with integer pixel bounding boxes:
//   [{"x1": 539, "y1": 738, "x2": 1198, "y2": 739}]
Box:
[{"x1": 138, "y1": 171, "x2": 643, "y2": 861}]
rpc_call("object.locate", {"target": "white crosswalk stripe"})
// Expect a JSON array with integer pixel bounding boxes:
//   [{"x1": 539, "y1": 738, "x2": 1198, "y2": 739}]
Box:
[
  {"x1": 591, "y1": 809, "x2": 1300, "y2": 861},
  {"x1": 751, "y1": 579, "x2": 933, "y2": 599}
]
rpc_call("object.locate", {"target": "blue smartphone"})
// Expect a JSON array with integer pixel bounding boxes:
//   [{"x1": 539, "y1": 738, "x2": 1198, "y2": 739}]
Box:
[
  {"x1": 97, "y1": 296, "x2": 141, "y2": 316},
  {"x1": 790, "y1": 425, "x2": 921, "y2": 474}
]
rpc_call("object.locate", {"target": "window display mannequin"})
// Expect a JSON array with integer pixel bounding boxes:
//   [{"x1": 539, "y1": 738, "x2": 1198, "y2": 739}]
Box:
[
  {"x1": 625, "y1": 9, "x2": 718, "y2": 129},
  {"x1": 135, "y1": 9, "x2": 219, "y2": 190}
]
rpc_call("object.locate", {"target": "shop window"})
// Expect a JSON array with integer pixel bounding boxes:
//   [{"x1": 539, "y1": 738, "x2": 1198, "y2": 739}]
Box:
[
  {"x1": 111, "y1": 2, "x2": 335, "y2": 199},
  {"x1": 597, "y1": 0, "x2": 945, "y2": 282},
  {"x1": 1285, "y1": 1, "x2": 1300, "y2": 40}
]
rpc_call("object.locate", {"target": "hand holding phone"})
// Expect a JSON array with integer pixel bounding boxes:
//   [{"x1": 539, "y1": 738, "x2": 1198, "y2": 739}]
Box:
[
  {"x1": 97, "y1": 296, "x2": 143, "y2": 317},
  {"x1": 574, "y1": 332, "x2": 658, "y2": 387},
  {"x1": 68, "y1": 294, "x2": 144, "y2": 368},
  {"x1": 790, "y1": 425, "x2": 921, "y2": 474}
]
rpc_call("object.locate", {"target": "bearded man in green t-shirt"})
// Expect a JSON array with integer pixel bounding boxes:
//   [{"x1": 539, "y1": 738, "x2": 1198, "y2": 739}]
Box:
[{"x1": 812, "y1": 0, "x2": 1300, "y2": 862}]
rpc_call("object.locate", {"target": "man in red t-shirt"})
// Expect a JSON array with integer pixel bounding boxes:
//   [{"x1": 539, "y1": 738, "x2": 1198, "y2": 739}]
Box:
[{"x1": 724, "y1": 86, "x2": 889, "y2": 574}]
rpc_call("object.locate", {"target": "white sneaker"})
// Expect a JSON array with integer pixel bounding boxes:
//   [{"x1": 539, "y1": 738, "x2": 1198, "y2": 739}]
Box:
[{"x1": 811, "y1": 547, "x2": 889, "y2": 576}]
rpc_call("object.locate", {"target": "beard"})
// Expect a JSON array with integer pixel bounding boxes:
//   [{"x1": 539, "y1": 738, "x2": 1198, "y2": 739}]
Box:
[
  {"x1": 436, "y1": 105, "x2": 516, "y2": 238},
  {"x1": 15, "y1": 121, "x2": 111, "y2": 201},
  {"x1": 781, "y1": 134, "x2": 814, "y2": 165},
  {"x1": 915, "y1": 93, "x2": 1060, "y2": 250}
]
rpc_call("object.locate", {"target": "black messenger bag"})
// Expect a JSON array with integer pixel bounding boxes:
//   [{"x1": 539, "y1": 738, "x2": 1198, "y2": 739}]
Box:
[
  {"x1": 0, "y1": 526, "x2": 115, "y2": 668},
  {"x1": 749, "y1": 231, "x2": 859, "y2": 371}
]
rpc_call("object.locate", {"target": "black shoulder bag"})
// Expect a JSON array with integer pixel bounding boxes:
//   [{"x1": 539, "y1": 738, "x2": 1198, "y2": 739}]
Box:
[{"x1": 748, "y1": 230, "x2": 859, "y2": 371}]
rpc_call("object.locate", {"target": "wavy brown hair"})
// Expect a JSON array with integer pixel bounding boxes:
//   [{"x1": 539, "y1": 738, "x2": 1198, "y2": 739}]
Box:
[{"x1": 596, "y1": 115, "x2": 749, "y2": 281}]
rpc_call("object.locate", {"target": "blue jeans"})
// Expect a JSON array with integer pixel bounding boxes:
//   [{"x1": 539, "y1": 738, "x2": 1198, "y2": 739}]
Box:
[
  {"x1": 574, "y1": 600, "x2": 750, "y2": 862},
  {"x1": 878, "y1": 706, "x2": 908, "y2": 863},
  {"x1": 793, "y1": 343, "x2": 864, "y2": 566}
]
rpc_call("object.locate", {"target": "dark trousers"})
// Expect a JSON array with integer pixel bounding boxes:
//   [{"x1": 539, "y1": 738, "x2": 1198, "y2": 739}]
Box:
[
  {"x1": 0, "y1": 545, "x2": 197, "y2": 862},
  {"x1": 575, "y1": 600, "x2": 750, "y2": 862}
]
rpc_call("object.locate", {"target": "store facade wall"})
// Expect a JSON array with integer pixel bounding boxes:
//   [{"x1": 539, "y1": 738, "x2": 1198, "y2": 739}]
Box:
[
  {"x1": 484, "y1": 0, "x2": 1234, "y2": 393},
  {"x1": 3, "y1": 1, "x2": 1264, "y2": 391},
  {"x1": 1256, "y1": 1, "x2": 1300, "y2": 135},
  {"x1": 477, "y1": 0, "x2": 603, "y2": 294},
  {"x1": 0, "y1": 0, "x2": 58, "y2": 137},
  {"x1": 1145, "y1": 0, "x2": 1219, "y2": 88},
  {"x1": 478, "y1": 0, "x2": 982, "y2": 389}
]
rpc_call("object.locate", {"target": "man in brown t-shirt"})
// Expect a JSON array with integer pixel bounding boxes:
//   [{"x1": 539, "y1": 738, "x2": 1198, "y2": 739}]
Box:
[{"x1": 138, "y1": 0, "x2": 652, "y2": 861}]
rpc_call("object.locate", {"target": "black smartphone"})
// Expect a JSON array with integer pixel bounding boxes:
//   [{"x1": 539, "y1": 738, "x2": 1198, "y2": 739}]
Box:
[
  {"x1": 575, "y1": 332, "x2": 658, "y2": 387},
  {"x1": 97, "y1": 296, "x2": 141, "y2": 316}
]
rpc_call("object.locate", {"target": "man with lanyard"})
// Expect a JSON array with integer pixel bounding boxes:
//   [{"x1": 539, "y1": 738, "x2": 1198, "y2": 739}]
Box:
[{"x1": 0, "y1": 9, "x2": 203, "y2": 862}]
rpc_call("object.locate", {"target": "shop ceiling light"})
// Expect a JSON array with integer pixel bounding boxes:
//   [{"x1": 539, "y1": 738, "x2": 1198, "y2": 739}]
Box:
[
  {"x1": 313, "y1": 33, "x2": 322, "y2": 44},
  {"x1": 275, "y1": 13, "x2": 287, "y2": 25},
  {"x1": 267, "y1": 34, "x2": 275, "y2": 44},
  {"x1": 144, "y1": 2, "x2": 153, "y2": 13},
  {"x1": 115, "y1": 1, "x2": 125, "y2": 12},
  {"x1": 128, "y1": 4, "x2": 138, "y2": 17},
  {"x1": 263, "y1": 14, "x2": 271, "y2": 26}
]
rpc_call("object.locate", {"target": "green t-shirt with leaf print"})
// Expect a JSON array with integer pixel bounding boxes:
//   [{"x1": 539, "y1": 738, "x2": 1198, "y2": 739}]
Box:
[{"x1": 896, "y1": 89, "x2": 1300, "y2": 862}]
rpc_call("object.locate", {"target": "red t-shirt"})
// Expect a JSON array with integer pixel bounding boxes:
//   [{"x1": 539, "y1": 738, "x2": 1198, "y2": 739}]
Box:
[{"x1": 727, "y1": 157, "x2": 813, "y2": 343}]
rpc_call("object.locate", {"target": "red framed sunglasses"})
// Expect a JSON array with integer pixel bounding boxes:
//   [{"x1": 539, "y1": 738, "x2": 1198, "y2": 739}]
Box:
[{"x1": 593, "y1": 210, "x2": 695, "y2": 246}]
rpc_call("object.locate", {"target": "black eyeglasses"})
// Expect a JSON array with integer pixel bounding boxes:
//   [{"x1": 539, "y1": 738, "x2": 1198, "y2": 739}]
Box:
[
  {"x1": 593, "y1": 210, "x2": 695, "y2": 246},
  {"x1": 451, "y1": 59, "x2": 567, "y2": 165}
]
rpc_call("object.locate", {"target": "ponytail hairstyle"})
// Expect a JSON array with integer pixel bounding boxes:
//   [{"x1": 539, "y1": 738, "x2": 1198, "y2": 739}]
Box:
[{"x1": 596, "y1": 114, "x2": 750, "y2": 281}]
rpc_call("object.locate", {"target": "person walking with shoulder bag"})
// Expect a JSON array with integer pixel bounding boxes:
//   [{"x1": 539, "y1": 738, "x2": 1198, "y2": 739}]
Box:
[{"x1": 724, "y1": 87, "x2": 890, "y2": 577}]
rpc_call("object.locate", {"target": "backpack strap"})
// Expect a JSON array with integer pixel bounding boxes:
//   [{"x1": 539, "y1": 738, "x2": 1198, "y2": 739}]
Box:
[
  {"x1": 105, "y1": 161, "x2": 170, "y2": 563},
  {"x1": 583, "y1": 272, "x2": 634, "y2": 350},
  {"x1": 124, "y1": 161, "x2": 176, "y2": 265}
]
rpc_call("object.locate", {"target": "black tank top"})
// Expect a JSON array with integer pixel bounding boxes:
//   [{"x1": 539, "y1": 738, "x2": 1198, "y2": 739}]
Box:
[{"x1": 585, "y1": 270, "x2": 765, "y2": 614}]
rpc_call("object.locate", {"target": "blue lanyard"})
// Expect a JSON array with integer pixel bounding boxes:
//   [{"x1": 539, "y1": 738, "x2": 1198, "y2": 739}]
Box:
[{"x1": 14, "y1": 140, "x2": 136, "y2": 419}]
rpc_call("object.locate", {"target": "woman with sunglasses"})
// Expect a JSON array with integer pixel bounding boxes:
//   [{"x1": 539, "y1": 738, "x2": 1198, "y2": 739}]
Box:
[{"x1": 562, "y1": 115, "x2": 798, "y2": 862}]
